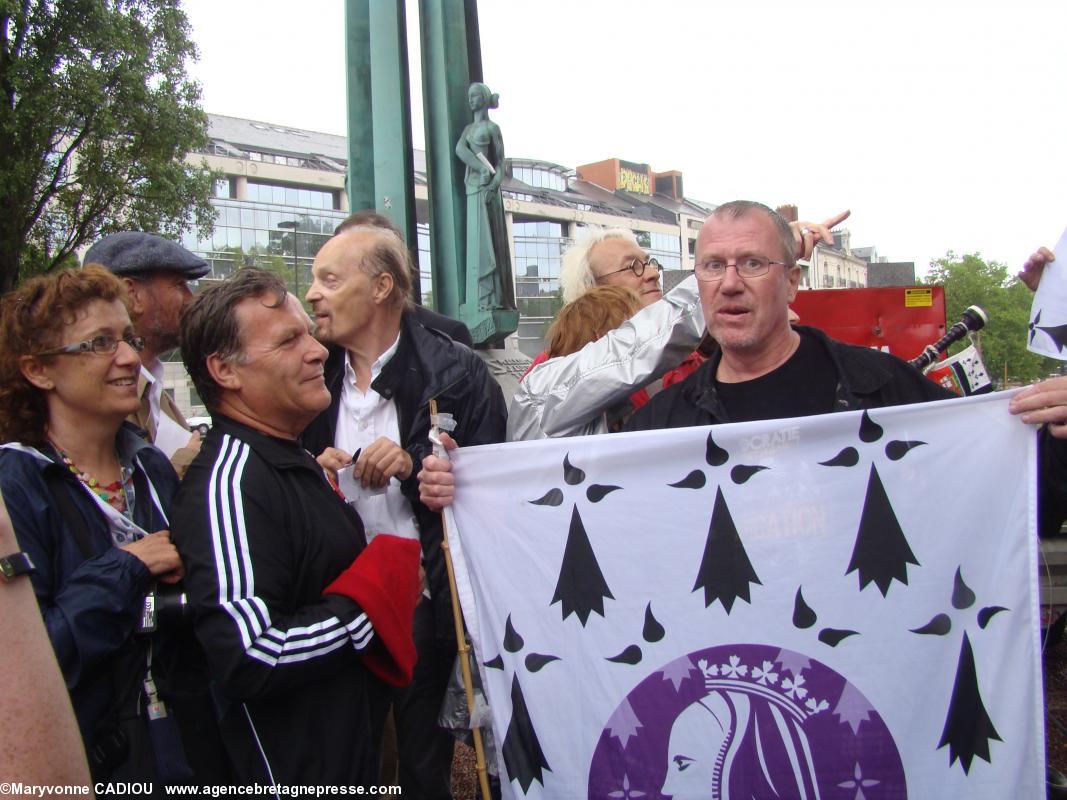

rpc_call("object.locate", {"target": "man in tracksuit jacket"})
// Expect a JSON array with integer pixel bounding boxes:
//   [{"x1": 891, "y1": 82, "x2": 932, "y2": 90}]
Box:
[
  {"x1": 301, "y1": 222, "x2": 507, "y2": 799},
  {"x1": 171, "y1": 268, "x2": 422, "y2": 784}
]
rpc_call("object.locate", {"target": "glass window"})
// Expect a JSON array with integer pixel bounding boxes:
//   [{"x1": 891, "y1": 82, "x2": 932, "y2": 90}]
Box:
[
  {"x1": 240, "y1": 208, "x2": 255, "y2": 228},
  {"x1": 298, "y1": 189, "x2": 311, "y2": 208},
  {"x1": 214, "y1": 179, "x2": 231, "y2": 199}
]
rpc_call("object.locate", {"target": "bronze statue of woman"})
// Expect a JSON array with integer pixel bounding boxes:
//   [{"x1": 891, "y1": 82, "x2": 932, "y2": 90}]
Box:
[{"x1": 455, "y1": 82, "x2": 516, "y2": 313}]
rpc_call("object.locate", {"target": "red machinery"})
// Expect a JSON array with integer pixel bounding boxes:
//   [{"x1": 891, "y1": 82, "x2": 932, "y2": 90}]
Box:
[{"x1": 790, "y1": 286, "x2": 946, "y2": 362}]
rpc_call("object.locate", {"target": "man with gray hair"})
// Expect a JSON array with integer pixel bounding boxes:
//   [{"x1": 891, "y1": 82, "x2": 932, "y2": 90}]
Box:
[
  {"x1": 84, "y1": 231, "x2": 207, "y2": 474},
  {"x1": 560, "y1": 226, "x2": 663, "y2": 307},
  {"x1": 302, "y1": 224, "x2": 506, "y2": 799}
]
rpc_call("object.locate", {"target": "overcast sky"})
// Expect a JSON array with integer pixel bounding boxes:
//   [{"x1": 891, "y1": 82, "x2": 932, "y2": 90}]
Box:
[{"x1": 181, "y1": 0, "x2": 1066, "y2": 276}]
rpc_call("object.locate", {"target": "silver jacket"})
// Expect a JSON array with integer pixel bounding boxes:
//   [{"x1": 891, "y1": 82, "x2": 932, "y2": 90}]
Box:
[{"x1": 508, "y1": 275, "x2": 705, "y2": 440}]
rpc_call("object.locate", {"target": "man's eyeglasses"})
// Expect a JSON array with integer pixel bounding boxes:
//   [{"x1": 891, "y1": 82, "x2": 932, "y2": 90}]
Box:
[
  {"x1": 695, "y1": 256, "x2": 789, "y2": 282},
  {"x1": 36, "y1": 334, "x2": 146, "y2": 357},
  {"x1": 597, "y1": 256, "x2": 661, "y2": 281}
]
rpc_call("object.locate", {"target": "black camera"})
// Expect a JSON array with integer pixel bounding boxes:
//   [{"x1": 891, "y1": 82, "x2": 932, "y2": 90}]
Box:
[{"x1": 138, "y1": 584, "x2": 190, "y2": 633}]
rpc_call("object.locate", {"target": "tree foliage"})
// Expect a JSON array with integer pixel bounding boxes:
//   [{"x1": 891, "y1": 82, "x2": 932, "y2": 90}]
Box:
[
  {"x1": 923, "y1": 251, "x2": 1058, "y2": 386},
  {"x1": 0, "y1": 0, "x2": 217, "y2": 292}
]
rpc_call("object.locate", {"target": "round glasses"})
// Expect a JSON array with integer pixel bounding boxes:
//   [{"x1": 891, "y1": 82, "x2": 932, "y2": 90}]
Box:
[
  {"x1": 36, "y1": 334, "x2": 146, "y2": 357},
  {"x1": 695, "y1": 256, "x2": 788, "y2": 282},
  {"x1": 598, "y1": 256, "x2": 661, "y2": 280}
]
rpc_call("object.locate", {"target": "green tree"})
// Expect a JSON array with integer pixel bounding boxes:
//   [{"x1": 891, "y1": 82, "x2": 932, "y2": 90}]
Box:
[
  {"x1": 0, "y1": 0, "x2": 217, "y2": 292},
  {"x1": 923, "y1": 251, "x2": 1058, "y2": 386}
]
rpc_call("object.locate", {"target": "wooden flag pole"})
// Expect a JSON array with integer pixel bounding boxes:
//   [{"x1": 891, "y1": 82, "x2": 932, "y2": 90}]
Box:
[{"x1": 430, "y1": 399, "x2": 492, "y2": 800}]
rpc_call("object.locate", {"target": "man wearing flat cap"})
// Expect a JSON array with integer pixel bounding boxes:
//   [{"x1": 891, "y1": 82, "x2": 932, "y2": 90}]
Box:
[{"x1": 84, "y1": 231, "x2": 208, "y2": 476}]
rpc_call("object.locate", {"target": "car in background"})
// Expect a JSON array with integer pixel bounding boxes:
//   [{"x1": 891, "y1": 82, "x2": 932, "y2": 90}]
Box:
[{"x1": 187, "y1": 416, "x2": 211, "y2": 436}]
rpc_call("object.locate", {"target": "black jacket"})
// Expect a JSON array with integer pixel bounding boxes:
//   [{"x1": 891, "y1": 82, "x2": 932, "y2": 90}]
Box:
[
  {"x1": 414, "y1": 304, "x2": 473, "y2": 348},
  {"x1": 302, "y1": 311, "x2": 508, "y2": 642},
  {"x1": 626, "y1": 326, "x2": 955, "y2": 431},
  {"x1": 171, "y1": 414, "x2": 381, "y2": 784}
]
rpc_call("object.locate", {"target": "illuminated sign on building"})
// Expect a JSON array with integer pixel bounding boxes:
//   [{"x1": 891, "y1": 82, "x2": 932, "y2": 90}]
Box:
[{"x1": 618, "y1": 160, "x2": 651, "y2": 195}]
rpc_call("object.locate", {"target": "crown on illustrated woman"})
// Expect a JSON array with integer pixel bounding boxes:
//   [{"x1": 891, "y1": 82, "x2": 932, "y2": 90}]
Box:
[{"x1": 697, "y1": 656, "x2": 829, "y2": 722}]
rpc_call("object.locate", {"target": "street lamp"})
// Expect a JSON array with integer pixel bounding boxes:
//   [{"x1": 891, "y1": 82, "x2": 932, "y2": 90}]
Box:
[{"x1": 277, "y1": 219, "x2": 300, "y2": 297}]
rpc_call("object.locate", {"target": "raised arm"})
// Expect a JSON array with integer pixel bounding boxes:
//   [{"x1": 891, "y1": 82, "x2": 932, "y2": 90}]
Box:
[{"x1": 508, "y1": 274, "x2": 705, "y2": 440}]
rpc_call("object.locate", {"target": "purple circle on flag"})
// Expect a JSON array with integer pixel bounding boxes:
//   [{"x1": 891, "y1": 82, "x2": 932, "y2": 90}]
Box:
[{"x1": 587, "y1": 644, "x2": 906, "y2": 799}]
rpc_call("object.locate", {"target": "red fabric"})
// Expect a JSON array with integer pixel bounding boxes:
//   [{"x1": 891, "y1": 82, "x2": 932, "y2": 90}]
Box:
[
  {"x1": 323, "y1": 535, "x2": 421, "y2": 687},
  {"x1": 662, "y1": 350, "x2": 707, "y2": 390},
  {"x1": 521, "y1": 350, "x2": 550, "y2": 379}
]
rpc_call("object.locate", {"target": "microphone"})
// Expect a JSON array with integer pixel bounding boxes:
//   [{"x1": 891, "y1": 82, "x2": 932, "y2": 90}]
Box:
[{"x1": 908, "y1": 305, "x2": 988, "y2": 372}]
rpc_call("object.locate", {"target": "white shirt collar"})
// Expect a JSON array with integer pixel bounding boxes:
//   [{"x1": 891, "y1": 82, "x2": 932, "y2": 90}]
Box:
[{"x1": 344, "y1": 331, "x2": 401, "y2": 388}]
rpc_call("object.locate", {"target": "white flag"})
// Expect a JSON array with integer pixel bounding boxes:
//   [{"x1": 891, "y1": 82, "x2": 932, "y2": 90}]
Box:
[
  {"x1": 446, "y1": 391, "x2": 1044, "y2": 799},
  {"x1": 1027, "y1": 225, "x2": 1067, "y2": 360}
]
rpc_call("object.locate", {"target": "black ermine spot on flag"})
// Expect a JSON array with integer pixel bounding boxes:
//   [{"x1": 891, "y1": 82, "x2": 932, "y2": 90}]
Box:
[
  {"x1": 952, "y1": 567, "x2": 976, "y2": 610},
  {"x1": 1030, "y1": 310, "x2": 1041, "y2": 345},
  {"x1": 502, "y1": 674, "x2": 551, "y2": 792},
  {"x1": 551, "y1": 506, "x2": 614, "y2": 626},
  {"x1": 706, "y1": 431, "x2": 729, "y2": 466},
  {"x1": 818, "y1": 628, "x2": 859, "y2": 647},
  {"x1": 886, "y1": 440, "x2": 926, "y2": 461},
  {"x1": 693, "y1": 488, "x2": 761, "y2": 612},
  {"x1": 978, "y1": 606, "x2": 1009, "y2": 629},
  {"x1": 731, "y1": 465, "x2": 768, "y2": 485},
  {"x1": 642, "y1": 603, "x2": 665, "y2": 642},
  {"x1": 484, "y1": 655, "x2": 505, "y2": 670},
  {"x1": 911, "y1": 614, "x2": 952, "y2": 636},
  {"x1": 792, "y1": 587, "x2": 817, "y2": 629},
  {"x1": 819, "y1": 447, "x2": 859, "y2": 467},
  {"x1": 504, "y1": 615, "x2": 525, "y2": 653},
  {"x1": 859, "y1": 411, "x2": 884, "y2": 443},
  {"x1": 846, "y1": 464, "x2": 919, "y2": 597},
  {"x1": 669, "y1": 470, "x2": 706, "y2": 489},
  {"x1": 563, "y1": 454, "x2": 585, "y2": 485},
  {"x1": 1036, "y1": 320, "x2": 1067, "y2": 353},
  {"x1": 529, "y1": 488, "x2": 563, "y2": 507},
  {"x1": 587, "y1": 484, "x2": 621, "y2": 503},
  {"x1": 606, "y1": 645, "x2": 642, "y2": 665},
  {"x1": 938, "y1": 633, "x2": 1001, "y2": 773},
  {"x1": 525, "y1": 653, "x2": 560, "y2": 672}
]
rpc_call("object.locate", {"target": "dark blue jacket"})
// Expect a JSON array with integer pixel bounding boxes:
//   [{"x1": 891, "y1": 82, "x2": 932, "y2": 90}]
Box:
[{"x1": 0, "y1": 426, "x2": 177, "y2": 743}]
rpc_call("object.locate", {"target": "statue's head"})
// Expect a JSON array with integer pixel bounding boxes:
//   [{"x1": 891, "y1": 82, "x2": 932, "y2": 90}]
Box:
[{"x1": 468, "y1": 82, "x2": 499, "y2": 112}]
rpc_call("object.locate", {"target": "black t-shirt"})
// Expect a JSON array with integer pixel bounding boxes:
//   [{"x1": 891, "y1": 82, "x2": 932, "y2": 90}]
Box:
[{"x1": 715, "y1": 329, "x2": 838, "y2": 423}]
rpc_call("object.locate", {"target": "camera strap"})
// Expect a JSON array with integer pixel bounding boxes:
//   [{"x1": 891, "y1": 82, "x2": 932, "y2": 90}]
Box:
[
  {"x1": 43, "y1": 468, "x2": 96, "y2": 559},
  {"x1": 143, "y1": 646, "x2": 194, "y2": 784}
]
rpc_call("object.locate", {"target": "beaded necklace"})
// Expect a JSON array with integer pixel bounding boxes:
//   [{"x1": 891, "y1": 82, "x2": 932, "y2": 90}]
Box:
[{"x1": 51, "y1": 445, "x2": 131, "y2": 515}]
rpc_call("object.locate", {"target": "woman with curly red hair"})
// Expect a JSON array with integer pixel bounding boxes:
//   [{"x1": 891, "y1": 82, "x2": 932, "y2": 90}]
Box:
[{"x1": 0, "y1": 265, "x2": 226, "y2": 784}]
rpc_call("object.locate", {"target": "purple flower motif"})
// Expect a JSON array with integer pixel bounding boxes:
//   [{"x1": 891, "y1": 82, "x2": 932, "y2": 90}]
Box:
[
  {"x1": 837, "y1": 762, "x2": 880, "y2": 799},
  {"x1": 752, "y1": 660, "x2": 778, "y2": 685},
  {"x1": 782, "y1": 673, "x2": 807, "y2": 700},
  {"x1": 720, "y1": 654, "x2": 748, "y2": 678},
  {"x1": 805, "y1": 697, "x2": 830, "y2": 714},
  {"x1": 696, "y1": 658, "x2": 719, "y2": 677}
]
